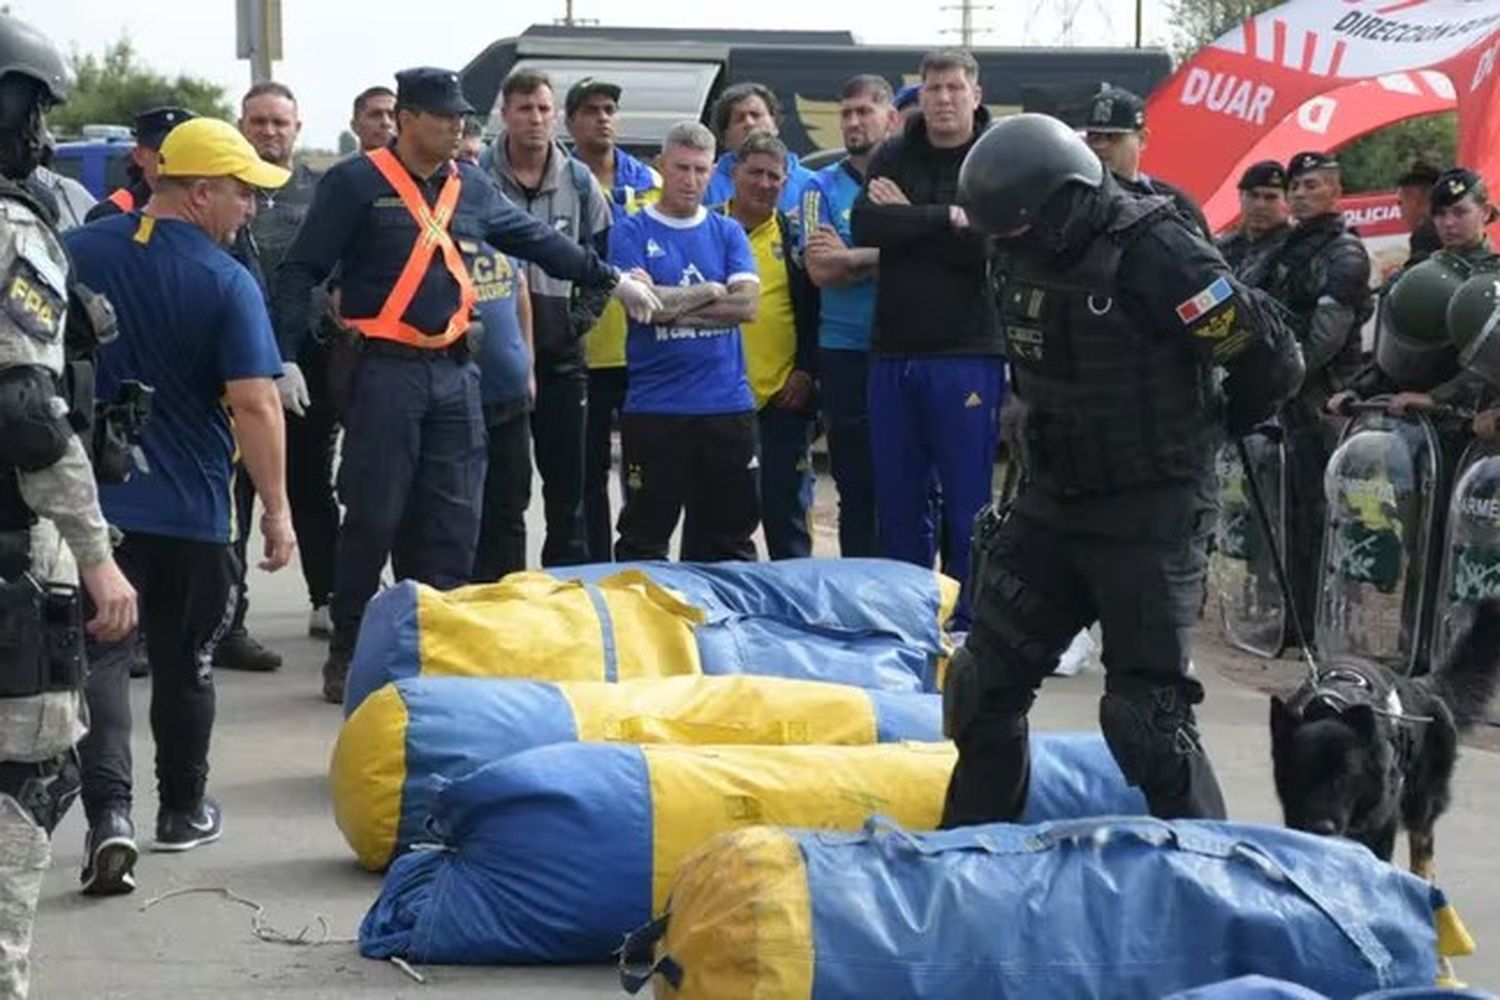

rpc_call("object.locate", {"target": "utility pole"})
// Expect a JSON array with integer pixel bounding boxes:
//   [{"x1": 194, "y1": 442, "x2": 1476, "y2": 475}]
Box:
[
  {"x1": 556, "y1": 0, "x2": 598, "y2": 27},
  {"x1": 941, "y1": 0, "x2": 993, "y2": 47},
  {"x1": 1135, "y1": 0, "x2": 1143, "y2": 47},
  {"x1": 235, "y1": 0, "x2": 282, "y2": 84}
]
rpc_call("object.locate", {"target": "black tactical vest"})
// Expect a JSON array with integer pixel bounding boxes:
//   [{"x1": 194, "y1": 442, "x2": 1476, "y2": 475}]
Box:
[
  {"x1": 1001, "y1": 192, "x2": 1222, "y2": 495},
  {"x1": 1264, "y1": 215, "x2": 1371, "y2": 386}
]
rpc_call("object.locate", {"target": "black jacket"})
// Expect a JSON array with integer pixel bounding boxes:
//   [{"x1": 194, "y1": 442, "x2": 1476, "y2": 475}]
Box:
[
  {"x1": 851, "y1": 108, "x2": 1002, "y2": 357},
  {"x1": 1117, "y1": 172, "x2": 1211, "y2": 240}
]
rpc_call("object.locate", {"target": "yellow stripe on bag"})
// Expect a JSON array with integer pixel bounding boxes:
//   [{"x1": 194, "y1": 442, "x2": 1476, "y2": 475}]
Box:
[
  {"x1": 934, "y1": 569, "x2": 961, "y2": 628},
  {"x1": 643, "y1": 742, "x2": 955, "y2": 915},
  {"x1": 596, "y1": 570, "x2": 705, "y2": 681},
  {"x1": 658, "y1": 826, "x2": 814, "y2": 1000},
  {"x1": 1437, "y1": 903, "x2": 1476, "y2": 957},
  {"x1": 415, "y1": 574, "x2": 609, "y2": 682},
  {"x1": 329, "y1": 684, "x2": 410, "y2": 870},
  {"x1": 560, "y1": 676, "x2": 879, "y2": 745}
]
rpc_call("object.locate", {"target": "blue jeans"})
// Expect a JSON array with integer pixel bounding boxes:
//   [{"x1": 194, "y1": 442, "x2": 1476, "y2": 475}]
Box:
[
  {"x1": 868, "y1": 355, "x2": 1006, "y2": 628},
  {"x1": 818, "y1": 348, "x2": 878, "y2": 557},
  {"x1": 332, "y1": 352, "x2": 486, "y2": 652}
]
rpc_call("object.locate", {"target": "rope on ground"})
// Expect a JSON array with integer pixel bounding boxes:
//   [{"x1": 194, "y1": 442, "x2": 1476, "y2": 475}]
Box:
[
  {"x1": 137, "y1": 885, "x2": 358, "y2": 947},
  {"x1": 390, "y1": 956, "x2": 426, "y2": 984}
]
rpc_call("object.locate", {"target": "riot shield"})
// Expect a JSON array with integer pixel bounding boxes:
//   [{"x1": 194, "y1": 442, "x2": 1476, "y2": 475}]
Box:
[
  {"x1": 1212, "y1": 423, "x2": 1287, "y2": 658},
  {"x1": 1431, "y1": 440, "x2": 1500, "y2": 724},
  {"x1": 1315, "y1": 407, "x2": 1442, "y2": 675}
]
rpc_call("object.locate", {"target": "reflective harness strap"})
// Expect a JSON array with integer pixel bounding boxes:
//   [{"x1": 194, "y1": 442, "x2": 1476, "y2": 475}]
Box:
[{"x1": 345, "y1": 148, "x2": 477, "y2": 349}]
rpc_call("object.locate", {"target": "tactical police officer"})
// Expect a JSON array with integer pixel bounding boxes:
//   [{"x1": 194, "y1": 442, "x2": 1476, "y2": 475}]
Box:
[
  {"x1": 0, "y1": 14, "x2": 138, "y2": 996},
  {"x1": 1216, "y1": 160, "x2": 1291, "y2": 278},
  {"x1": 1256, "y1": 151, "x2": 1373, "y2": 643},
  {"x1": 1083, "y1": 85, "x2": 1211, "y2": 239},
  {"x1": 1331, "y1": 169, "x2": 1499, "y2": 419},
  {"x1": 944, "y1": 114, "x2": 1303, "y2": 827}
]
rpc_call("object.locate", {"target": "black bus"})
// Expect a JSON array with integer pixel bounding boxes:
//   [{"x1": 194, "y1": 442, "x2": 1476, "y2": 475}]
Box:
[{"x1": 461, "y1": 24, "x2": 1172, "y2": 158}]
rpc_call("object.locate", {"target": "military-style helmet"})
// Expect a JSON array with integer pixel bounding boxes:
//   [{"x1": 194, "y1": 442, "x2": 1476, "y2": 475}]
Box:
[
  {"x1": 1378, "y1": 252, "x2": 1474, "y2": 386},
  {"x1": 1447, "y1": 270, "x2": 1500, "y2": 387},
  {"x1": 0, "y1": 14, "x2": 70, "y2": 105},
  {"x1": 958, "y1": 113, "x2": 1103, "y2": 234}
]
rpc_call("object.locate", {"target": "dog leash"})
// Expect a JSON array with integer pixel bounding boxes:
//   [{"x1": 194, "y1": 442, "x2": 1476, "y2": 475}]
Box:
[{"x1": 1234, "y1": 434, "x2": 1320, "y2": 680}]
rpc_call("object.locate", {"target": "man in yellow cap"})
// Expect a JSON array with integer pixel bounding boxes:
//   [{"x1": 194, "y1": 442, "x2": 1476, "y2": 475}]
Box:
[{"x1": 62, "y1": 117, "x2": 297, "y2": 894}]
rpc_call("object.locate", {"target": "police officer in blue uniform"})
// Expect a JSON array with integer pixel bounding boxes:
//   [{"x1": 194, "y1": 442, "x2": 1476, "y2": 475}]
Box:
[
  {"x1": 85, "y1": 106, "x2": 195, "y2": 221},
  {"x1": 272, "y1": 68, "x2": 659, "y2": 703},
  {"x1": 944, "y1": 115, "x2": 1304, "y2": 827}
]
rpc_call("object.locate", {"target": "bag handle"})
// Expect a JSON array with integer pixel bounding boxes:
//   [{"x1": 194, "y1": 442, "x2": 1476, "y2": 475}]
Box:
[{"x1": 617, "y1": 913, "x2": 683, "y2": 994}]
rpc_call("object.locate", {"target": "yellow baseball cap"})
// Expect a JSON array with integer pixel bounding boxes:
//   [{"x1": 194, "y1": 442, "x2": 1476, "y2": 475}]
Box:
[{"x1": 156, "y1": 118, "x2": 290, "y2": 189}]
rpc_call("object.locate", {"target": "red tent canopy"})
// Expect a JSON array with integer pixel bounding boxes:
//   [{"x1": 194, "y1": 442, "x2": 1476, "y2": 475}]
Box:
[{"x1": 1142, "y1": 0, "x2": 1500, "y2": 234}]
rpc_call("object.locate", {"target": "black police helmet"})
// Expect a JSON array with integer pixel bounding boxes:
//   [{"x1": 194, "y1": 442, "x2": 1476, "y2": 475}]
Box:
[
  {"x1": 959, "y1": 113, "x2": 1103, "y2": 234},
  {"x1": 0, "y1": 14, "x2": 69, "y2": 106}
]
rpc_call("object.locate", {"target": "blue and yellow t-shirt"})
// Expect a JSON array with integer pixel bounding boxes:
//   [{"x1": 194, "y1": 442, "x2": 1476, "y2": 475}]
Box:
[
  {"x1": 727, "y1": 207, "x2": 797, "y2": 408},
  {"x1": 803, "y1": 161, "x2": 876, "y2": 352},
  {"x1": 608, "y1": 205, "x2": 758, "y2": 416},
  {"x1": 65, "y1": 214, "x2": 284, "y2": 544},
  {"x1": 466, "y1": 241, "x2": 530, "y2": 410},
  {"x1": 582, "y1": 148, "x2": 661, "y2": 370}
]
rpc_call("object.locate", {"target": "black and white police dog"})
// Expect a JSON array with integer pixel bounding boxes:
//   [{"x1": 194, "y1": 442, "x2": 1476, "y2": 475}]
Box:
[{"x1": 1270, "y1": 598, "x2": 1500, "y2": 878}]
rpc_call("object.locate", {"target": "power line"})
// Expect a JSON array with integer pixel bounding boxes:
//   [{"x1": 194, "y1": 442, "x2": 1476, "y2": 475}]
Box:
[{"x1": 940, "y1": 0, "x2": 994, "y2": 47}]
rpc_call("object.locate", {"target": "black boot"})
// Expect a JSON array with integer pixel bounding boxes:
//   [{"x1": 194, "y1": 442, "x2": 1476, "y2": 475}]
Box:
[
  {"x1": 321, "y1": 647, "x2": 351, "y2": 705},
  {"x1": 213, "y1": 629, "x2": 283, "y2": 672}
]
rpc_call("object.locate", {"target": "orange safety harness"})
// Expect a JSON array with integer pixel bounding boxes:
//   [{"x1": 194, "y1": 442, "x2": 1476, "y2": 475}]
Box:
[{"x1": 343, "y1": 147, "x2": 477, "y2": 349}]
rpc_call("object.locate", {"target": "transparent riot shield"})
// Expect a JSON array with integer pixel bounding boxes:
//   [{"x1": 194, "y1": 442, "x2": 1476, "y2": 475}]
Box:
[
  {"x1": 1316, "y1": 406, "x2": 1442, "y2": 675},
  {"x1": 1212, "y1": 423, "x2": 1287, "y2": 658},
  {"x1": 1431, "y1": 440, "x2": 1500, "y2": 724}
]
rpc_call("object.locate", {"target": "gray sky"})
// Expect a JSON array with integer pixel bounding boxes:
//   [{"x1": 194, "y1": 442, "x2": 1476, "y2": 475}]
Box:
[{"x1": 13, "y1": 0, "x2": 1176, "y2": 150}]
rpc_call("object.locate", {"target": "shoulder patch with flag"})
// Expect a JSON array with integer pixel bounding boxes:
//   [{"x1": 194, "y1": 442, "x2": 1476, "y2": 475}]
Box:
[{"x1": 1175, "y1": 276, "x2": 1232, "y2": 324}]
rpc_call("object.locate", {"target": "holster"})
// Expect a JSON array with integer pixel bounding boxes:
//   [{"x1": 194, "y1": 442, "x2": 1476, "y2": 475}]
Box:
[
  {"x1": 0, "y1": 751, "x2": 80, "y2": 834},
  {"x1": 0, "y1": 574, "x2": 83, "y2": 699}
]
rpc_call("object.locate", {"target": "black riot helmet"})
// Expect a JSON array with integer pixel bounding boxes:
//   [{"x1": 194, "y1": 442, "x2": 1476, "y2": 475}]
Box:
[
  {"x1": 0, "y1": 14, "x2": 70, "y2": 181},
  {"x1": 958, "y1": 113, "x2": 1103, "y2": 234}
]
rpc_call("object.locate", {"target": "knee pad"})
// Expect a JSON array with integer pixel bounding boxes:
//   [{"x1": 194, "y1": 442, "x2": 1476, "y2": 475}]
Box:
[
  {"x1": 942, "y1": 641, "x2": 1037, "y2": 742},
  {"x1": 1098, "y1": 684, "x2": 1206, "y2": 790}
]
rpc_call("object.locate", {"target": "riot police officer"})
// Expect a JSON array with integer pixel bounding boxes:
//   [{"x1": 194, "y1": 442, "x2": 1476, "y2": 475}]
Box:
[
  {"x1": 0, "y1": 14, "x2": 137, "y2": 996},
  {"x1": 944, "y1": 114, "x2": 1303, "y2": 827},
  {"x1": 1330, "y1": 168, "x2": 1499, "y2": 418},
  {"x1": 1216, "y1": 160, "x2": 1291, "y2": 278},
  {"x1": 1256, "y1": 151, "x2": 1372, "y2": 645}
]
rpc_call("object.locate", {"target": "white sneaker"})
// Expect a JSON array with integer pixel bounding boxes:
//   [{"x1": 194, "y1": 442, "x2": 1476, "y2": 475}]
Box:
[
  {"x1": 1053, "y1": 629, "x2": 1097, "y2": 677},
  {"x1": 308, "y1": 605, "x2": 332, "y2": 639}
]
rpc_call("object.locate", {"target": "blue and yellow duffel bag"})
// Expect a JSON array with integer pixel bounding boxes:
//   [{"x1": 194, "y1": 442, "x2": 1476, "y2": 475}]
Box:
[
  {"x1": 623, "y1": 816, "x2": 1473, "y2": 999},
  {"x1": 346, "y1": 561, "x2": 959, "y2": 714},
  {"x1": 358, "y1": 735, "x2": 1144, "y2": 964},
  {"x1": 330, "y1": 674, "x2": 943, "y2": 871}
]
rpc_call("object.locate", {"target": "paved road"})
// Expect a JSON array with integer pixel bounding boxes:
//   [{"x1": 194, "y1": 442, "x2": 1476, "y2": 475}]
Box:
[{"x1": 30, "y1": 476, "x2": 1500, "y2": 997}]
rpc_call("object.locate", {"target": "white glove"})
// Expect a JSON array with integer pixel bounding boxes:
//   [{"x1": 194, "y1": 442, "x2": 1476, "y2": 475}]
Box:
[
  {"x1": 612, "y1": 273, "x2": 663, "y2": 324},
  {"x1": 278, "y1": 361, "x2": 310, "y2": 417}
]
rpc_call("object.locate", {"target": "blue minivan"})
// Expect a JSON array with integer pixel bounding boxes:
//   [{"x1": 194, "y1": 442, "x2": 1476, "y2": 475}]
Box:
[{"x1": 51, "y1": 134, "x2": 133, "y2": 199}]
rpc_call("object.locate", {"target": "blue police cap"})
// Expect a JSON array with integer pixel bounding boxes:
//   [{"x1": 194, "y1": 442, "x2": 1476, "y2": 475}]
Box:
[
  {"x1": 133, "y1": 106, "x2": 196, "y2": 150},
  {"x1": 395, "y1": 67, "x2": 475, "y2": 116},
  {"x1": 894, "y1": 83, "x2": 920, "y2": 111}
]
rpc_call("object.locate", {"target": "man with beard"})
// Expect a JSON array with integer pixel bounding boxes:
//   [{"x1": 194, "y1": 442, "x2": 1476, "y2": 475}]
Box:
[{"x1": 801, "y1": 74, "x2": 899, "y2": 557}]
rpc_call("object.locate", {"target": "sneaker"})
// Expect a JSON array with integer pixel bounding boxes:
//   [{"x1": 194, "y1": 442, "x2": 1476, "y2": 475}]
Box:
[
  {"x1": 308, "y1": 605, "x2": 333, "y2": 639},
  {"x1": 213, "y1": 630, "x2": 283, "y2": 672},
  {"x1": 154, "y1": 797, "x2": 222, "y2": 853},
  {"x1": 321, "y1": 648, "x2": 351, "y2": 705},
  {"x1": 81, "y1": 810, "x2": 138, "y2": 896},
  {"x1": 1054, "y1": 629, "x2": 1097, "y2": 677}
]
